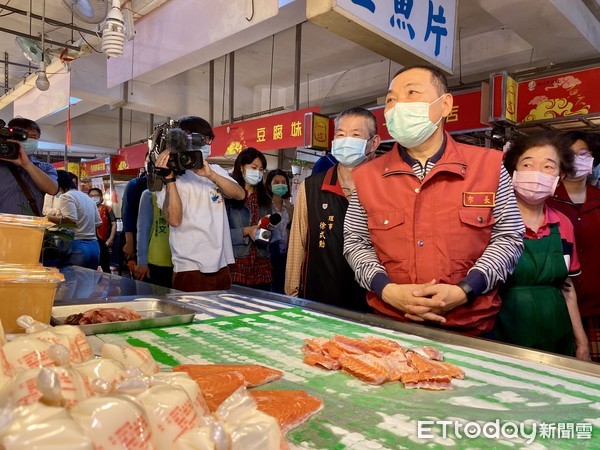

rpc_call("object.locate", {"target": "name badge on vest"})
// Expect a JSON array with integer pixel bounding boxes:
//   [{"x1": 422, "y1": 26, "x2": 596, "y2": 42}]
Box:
[
  {"x1": 322, "y1": 203, "x2": 328, "y2": 209},
  {"x1": 463, "y1": 192, "x2": 496, "y2": 207}
]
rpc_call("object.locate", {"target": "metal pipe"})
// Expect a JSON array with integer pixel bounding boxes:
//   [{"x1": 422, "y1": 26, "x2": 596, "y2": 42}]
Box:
[
  {"x1": 293, "y1": 23, "x2": 302, "y2": 110},
  {"x1": 228, "y1": 52, "x2": 234, "y2": 125},
  {"x1": 119, "y1": 107, "x2": 123, "y2": 149},
  {"x1": 0, "y1": 27, "x2": 80, "y2": 51},
  {"x1": 0, "y1": 4, "x2": 97, "y2": 35},
  {"x1": 149, "y1": 113, "x2": 154, "y2": 136},
  {"x1": 209, "y1": 59, "x2": 214, "y2": 126}
]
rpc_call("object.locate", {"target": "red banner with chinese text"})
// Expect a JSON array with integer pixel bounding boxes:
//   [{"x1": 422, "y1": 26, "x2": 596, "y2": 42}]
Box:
[
  {"x1": 115, "y1": 143, "x2": 147, "y2": 172},
  {"x1": 211, "y1": 107, "x2": 320, "y2": 157},
  {"x1": 80, "y1": 157, "x2": 112, "y2": 179},
  {"x1": 517, "y1": 67, "x2": 600, "y2": 123}
]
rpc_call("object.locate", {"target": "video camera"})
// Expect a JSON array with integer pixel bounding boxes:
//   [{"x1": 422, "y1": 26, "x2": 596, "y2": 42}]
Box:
[
  {"x1": 146, "y1": 120, "x2": 209, "y2": 191},
  {"x1": 0, "y1": 127, "x2": 28, "y2": 159}
]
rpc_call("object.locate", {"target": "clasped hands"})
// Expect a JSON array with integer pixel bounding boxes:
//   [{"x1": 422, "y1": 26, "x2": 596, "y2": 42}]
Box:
[{"x1": 381, "y1": 280, "x2": 468, "y2": 324}]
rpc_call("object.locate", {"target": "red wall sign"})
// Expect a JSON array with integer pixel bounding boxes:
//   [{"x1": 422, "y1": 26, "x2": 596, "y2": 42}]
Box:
[
  {"x1": 517, "y1": 67, "x2": 600, "y2": 123},
  {"x1": 115, "y1": 143, "x2": 147, "y2": 172},
  {"x1": 80, "y1": 157, "x2": 112, "y2": 179},
  {"x1": 211, "y1": 107, "x2": 320, "y2": 157}
]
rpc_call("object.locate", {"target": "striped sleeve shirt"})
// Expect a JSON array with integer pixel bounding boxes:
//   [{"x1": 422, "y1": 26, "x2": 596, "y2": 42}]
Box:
[{"x1": 344, "y1": 150, "x2": 524, "y2": 299}]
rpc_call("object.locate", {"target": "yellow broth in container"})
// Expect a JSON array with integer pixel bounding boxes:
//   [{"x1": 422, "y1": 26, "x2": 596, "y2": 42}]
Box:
[
  {"x1": 0, "y1": 213, "x2": 53, "y2": 265},
  {"x1": 0, "y1": 265, "x2": 64, "y2": 333}
]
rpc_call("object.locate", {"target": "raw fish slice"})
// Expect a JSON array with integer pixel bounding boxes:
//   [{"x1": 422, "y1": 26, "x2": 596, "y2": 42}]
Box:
[
  {"x1": 339, "y1": 354, "x2": 388, "y2": 385},
  {"x1": 380, "y1": 356, "x2": 416, "y2": 381},
  {"x1": 250, "y1": 390, "x2": 324, "y2": 433},
  {"x1": 364, "y1": 336, "x2": 405, "y2": 357},
  {"x1": 428, "y1": 360, "x2": 465, "y2": 379},
  {"x1": 187, "y1": 370, "x2": 247, "y2": 412},
  {"x1": 409, "y1": 346, "x2": 444, "y2": 361},
  {"x1": 303, "y1": 353, "x2": 340, "y2": 371},
  {"x1": 330, "y1": 335, "x2": 371, "y2": 355},
  {"x1": 400, "y1": 372, "x2": 453, "y2": 390},
  {"x1": 321, "y1": 341, "x2": 346, "y2": 359},
  {"x1": 173, "y1": 364, "x2": 283, "y2": 387},
  {"x1": 303, "y1": 337, "x2": 329, "y2": 354},
  {"x1": 407, "y1": 352, "x2": 436, "y2": 373}
]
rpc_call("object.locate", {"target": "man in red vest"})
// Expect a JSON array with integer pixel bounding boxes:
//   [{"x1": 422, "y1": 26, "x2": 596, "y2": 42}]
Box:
[{"x1": 344, "y1": 66, "x2": 525, "y2": 335}]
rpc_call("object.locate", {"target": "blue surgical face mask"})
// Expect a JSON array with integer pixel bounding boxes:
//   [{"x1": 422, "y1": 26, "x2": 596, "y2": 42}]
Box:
[
  {"x1": 243, "y1": 168, "x2": 263, "y2": 186},
  {"x1": 200, "y1": 144, "x2": 211, "y2": 161},
  {"x1": 22, "y1": 138, "x2": 39, "y2": 155},
  {"x1": 272, "y1": 184, "x2": 288, "y2": 197},
  {"x1": 331, "y1": 136, "x2": 369, "y2": 168},
  {"x1": 384, "y1": 95, "x2": 444, "y2": 148}
]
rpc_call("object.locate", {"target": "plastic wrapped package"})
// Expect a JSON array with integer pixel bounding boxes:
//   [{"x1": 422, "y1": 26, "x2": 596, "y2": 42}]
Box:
[
  {"x1": 136, "y1": 384, "x2": 204, "y2": 449},
  {"x1": 101, "y1": 343, "x2": 160, "y2": 376},
  {"x1": 173, "y1": 417, "x2": 226, "y2": 450},
  {"x1": 150, "y1": 372, "x2": 211, "y2": 417},
  {"x1": 73, "y1": 358, "x2": 126, "y2": 390},
  {"x1": 0, "y1": 402, "x2": 92, "y2": 449},
  {"x1": 70, "y1": 395, "x2": 155, "y2": 450},
  {"x1": 217, "y1": 386, "x2": 282, "y2": 450},
  {"x1": 2, "y1": 336, "x2": 54, "y2": 370}
]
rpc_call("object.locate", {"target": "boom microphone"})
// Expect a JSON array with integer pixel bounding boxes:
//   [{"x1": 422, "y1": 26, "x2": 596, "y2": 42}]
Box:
[{"x1": 167, "y1": 128, "x2": 191, "y2": 153}]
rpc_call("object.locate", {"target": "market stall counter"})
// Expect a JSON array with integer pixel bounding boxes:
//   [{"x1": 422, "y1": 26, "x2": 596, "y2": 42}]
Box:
[
  {"x1": 53, "y1": 285, "x2": 600, "y2": 449},
  {"x1": 55, "y1": 266, "x2": 180, "y2": 304}
]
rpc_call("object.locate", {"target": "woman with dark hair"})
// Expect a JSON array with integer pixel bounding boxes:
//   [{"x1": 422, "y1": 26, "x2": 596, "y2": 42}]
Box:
[
  {"x1": 226, "y1": 148, "x2": 272, "y2": 290},
  {"x1": 496, "y1": 132, "x2": 589, "y2": 360},
  {"x1": 547, "y1": 131, "x2": 600, "y2": 362},
  {"x1": 88, "y1": 187, "x2": 116, "y2": 273},
  {"x1": 265, "y1": 169, "x2": 294, "y2": 294}
]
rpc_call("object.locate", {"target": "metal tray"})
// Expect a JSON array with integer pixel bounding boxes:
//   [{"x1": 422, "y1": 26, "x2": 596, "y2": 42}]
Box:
[{"x1": 51, "y1": 300, "x2": 196, "y2": 335}]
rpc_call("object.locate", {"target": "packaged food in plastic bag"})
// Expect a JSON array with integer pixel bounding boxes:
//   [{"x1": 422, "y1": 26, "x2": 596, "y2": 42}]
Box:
[
  {"x1": 0, "y1": 399, "x2": 92, "y2": 449},
  {"x1": 151, "y1": 372, "x2": 210, "y2": 417},
  {"x1": 70, "y1": 394, "x2": 155, "y2": 449},
  {"x1": 3, "y1": 336, "x2": 54, "y2": 370},
  {"x1": 101, "y1": 343, "x2": 159, "y2": 376},
  {"x1": 136, "y1": 384, "x2": 203, "y2": 449},
  {"x1": 73, "y1": 358, "x2": 126, "y2": 390}
]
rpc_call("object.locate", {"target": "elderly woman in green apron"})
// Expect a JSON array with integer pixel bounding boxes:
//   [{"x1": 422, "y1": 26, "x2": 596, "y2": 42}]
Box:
[{"x1": 497, "y1": 132, "x2": 590, "y2": 360}]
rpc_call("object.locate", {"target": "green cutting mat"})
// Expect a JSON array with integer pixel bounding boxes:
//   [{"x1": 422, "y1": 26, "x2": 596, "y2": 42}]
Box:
[{"x1": 97, "y1": 307, "x2": 600, "y2": 449}]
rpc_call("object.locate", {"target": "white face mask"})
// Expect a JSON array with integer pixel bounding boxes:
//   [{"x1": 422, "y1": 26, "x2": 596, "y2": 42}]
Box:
[
  {"x1": 200, "y1": 144, "x2": 211, "y2": 161},
  {"x1": 22, "y1": 138, "x2": 39, "y2": 155},
  {"x1": 243, "y1": 168, "x2": 263, "y2": 186},
  {"x1": 566, "y1": 153, "x2": 594, "y2": 181},
  {"x1": 384, "y1": 95, "x2": 444, "y2": 148},
  {"x1": 512, "y1": 170, "x2": 559, "y2": 206},
  {"x1": 331, "y1": 136, "x2": 369, "y2": 168}
]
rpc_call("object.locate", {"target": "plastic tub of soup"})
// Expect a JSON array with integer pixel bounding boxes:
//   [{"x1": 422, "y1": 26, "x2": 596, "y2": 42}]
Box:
[
  {"x1": 0, "y1": 265, "x2": 64, "y2": 333},
  {"x1": 0, "y1": 213, "x2": 53, "y2": 265}
]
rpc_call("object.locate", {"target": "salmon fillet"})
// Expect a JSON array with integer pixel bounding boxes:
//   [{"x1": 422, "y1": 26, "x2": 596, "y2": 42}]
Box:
[
  {"x1": 339, "y1": 354, "x2": 389, "y2": 385},
  {"x1": 303, "y1": 352, "x2": 340, "y2": 371},
  {"x1": 250, "y1": 390, "x2": 324, "y2": 433},
  {"x1": 400, "y1": 372, "x2": 453, "y2": 390},
  {"x1": 173, "y1": 364, "x2": 283, "y2": 387},
  {"x1": 187, "y1": 370, "x2": 247, "y2": 412}
]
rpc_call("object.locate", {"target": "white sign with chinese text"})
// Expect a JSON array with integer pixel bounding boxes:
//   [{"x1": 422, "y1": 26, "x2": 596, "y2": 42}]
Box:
[{"x1": 334, "y1": 0, "x2": 457, "y2": 72}]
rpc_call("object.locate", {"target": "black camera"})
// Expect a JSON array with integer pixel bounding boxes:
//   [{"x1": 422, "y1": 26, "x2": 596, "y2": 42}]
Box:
[
  {"x1": 165, "y1": 129, "x2": 206, "y2": 174},
  {"x1": 0, "y1": 127, "x2": 28, "y2": 159},
  {"x1": 146, "y1": 121, "x2": 209, "y2": 191}
]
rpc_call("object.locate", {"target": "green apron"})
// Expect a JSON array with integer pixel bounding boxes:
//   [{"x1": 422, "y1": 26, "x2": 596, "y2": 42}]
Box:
[{"x1": 495, "y1": 223, "x2": 575, "y2": 356}]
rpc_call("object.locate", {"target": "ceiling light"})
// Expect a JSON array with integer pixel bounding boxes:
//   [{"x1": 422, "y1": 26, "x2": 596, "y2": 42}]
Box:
[
  {"x1": 35, "y1": 62, "x2": 50, "y2": 91},
  {"x1": 101, "y1": 0, "x2": 125, "y2": 58}
]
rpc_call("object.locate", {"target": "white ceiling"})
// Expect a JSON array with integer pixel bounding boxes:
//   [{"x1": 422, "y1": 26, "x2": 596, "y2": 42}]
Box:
[{"x1": 0, "y1": 0, "x2": 599, "y2": 159}]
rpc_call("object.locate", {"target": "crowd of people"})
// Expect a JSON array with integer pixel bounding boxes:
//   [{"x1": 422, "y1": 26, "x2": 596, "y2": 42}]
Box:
[{"x1": 1, "y1": 65, "x2": 599, "y2": 363}]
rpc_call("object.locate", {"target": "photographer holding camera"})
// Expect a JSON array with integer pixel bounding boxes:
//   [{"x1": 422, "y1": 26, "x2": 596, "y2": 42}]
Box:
[
  {"x1": 154, "y1": 116, "x2": 244, "y2": 292},
  {"x1": 0, "y1": 118, "x2": 58, "y2": 216}
]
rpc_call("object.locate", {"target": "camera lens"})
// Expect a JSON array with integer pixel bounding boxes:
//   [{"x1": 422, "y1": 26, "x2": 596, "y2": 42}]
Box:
[{"x1": 179, "y1": 152, "x2": 193, "y2": 169}]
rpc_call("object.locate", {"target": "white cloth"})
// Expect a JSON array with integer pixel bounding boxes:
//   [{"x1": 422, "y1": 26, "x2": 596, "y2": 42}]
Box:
[
  {"x1": 42, "y1": 193, "x2": 61, "y2": 216},
  {"x1": 57, "y1": 189, "x2": 101, "y2": 240},
  {"x1": 157, "y1": 165, "x2": 235, "y2": 273}
]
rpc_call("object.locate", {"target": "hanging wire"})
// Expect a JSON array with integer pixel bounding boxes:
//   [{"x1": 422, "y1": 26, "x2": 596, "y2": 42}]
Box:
[
  {"x1": 458, "y1": 27, "x2": 462, "y2": 85},
  {"x1": 41, "y1": 0, "x2": 45, "y2": 55},
  {"x1": 0, "y1": 0, "x2": 14, "y2": 17},
  {"x1": 246, "y1": 0, "x2": 255, "y2": 21}
]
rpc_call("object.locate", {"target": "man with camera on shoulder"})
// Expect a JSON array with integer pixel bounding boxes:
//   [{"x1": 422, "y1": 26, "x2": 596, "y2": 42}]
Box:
[
  {"x1": 0, "y1": 118, "x2": 58, "y2": 216},
  {"x1": 154, "y1": 116, "x2": 245, "y2": 292}
]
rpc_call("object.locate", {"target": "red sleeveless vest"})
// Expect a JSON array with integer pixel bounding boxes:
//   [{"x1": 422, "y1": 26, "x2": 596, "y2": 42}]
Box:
[{"x1": 353, "y1": 134, "x2": 503, "y2": 335}]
